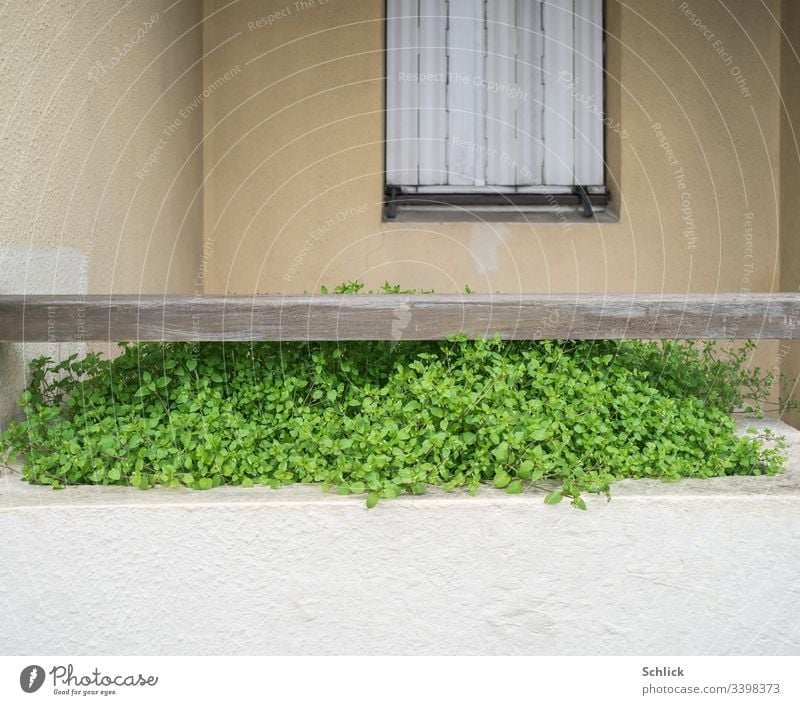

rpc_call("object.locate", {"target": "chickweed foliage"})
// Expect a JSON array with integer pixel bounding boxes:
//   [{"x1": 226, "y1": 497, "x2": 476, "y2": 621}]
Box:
[{"x1": 2, "y1": 282, "x2": 794, "y2": 509}]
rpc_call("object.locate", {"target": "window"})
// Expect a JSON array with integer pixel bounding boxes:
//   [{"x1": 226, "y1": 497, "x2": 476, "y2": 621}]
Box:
[{"x1": 384, "y1": 0, "x2": 606, "y2": 217}]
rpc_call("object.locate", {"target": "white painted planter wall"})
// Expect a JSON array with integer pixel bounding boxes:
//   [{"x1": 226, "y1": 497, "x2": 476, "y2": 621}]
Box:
[{"x1": 1, "y1": 420, "x2": 799, "y2": 655}]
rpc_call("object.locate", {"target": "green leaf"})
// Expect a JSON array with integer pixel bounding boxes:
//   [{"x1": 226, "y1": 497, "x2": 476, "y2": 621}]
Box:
[
  {"x1": 492, "y1": 442, "x2": 509, "y2": 462},
  {"x1": 366, "y1": 492, "x2": 379, "y2": 509},
  {"x1": 197, "y1": 478, "x2": 213, "y2": 490},
  {"x1": 506, "y1": 480, "x2": 523, "y2": 494},
  {"x1": 544, "y1": 491, "x2": 563, "y2": 505},
  {"x1": 493, "y1": 471, "x2": 511, "y2": 488},
  {"x1": 108, "y1": 468, "x2": 121, "y2": 481},
  {"x1": 518, "y1": 460, "x2": 534, "y2": 480}
]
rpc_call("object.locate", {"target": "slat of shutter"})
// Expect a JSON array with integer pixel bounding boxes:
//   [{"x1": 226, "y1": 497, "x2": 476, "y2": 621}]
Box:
[
  {"x1": 542, "y1": 0, "x2": 575, "y2": 186},
  {"x1": 485, "y1": 0, "x2": 518, "y2": 186},
  {"x1": 386, "y1": 0, "x2": 419, "y2": 187},
  {"x1": 418, "y1": 0, "x2": 448, "y2": 185},
  {"x1": 446, "y1": 0, "x2": 486, "y2": 186},
  {"x1": 515, "y1": 0, "x2": 544, "y2": 186},
  {"x1": 573, "y1": 0, "x2": 604, "y2": 186}
]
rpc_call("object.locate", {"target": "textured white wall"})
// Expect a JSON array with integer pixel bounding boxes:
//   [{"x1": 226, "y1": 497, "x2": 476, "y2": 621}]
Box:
[{"x1": 2, "y1": 421, "x2": 799, "y2": 656}]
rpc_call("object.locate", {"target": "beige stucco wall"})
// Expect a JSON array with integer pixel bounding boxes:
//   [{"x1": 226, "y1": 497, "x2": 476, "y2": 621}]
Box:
[
  {"x1": 0, "y1": 0, "x2": 204, "y2": 427},
  {"x1": 201, "y1": 0, "x2": 782, "y2": 297}
]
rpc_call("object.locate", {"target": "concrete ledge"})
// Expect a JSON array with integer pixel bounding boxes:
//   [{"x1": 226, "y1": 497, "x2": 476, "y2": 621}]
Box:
[{"x1": 1, "y1": 419, "x2": 799, "y2": 655}]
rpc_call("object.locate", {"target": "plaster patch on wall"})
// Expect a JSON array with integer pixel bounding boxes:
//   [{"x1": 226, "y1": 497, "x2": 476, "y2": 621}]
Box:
[
  {"x1": 468, "y1": 224, "x2": 507, "y2": 277},
  {"x1": 0, "y1": 246, "x2": 88, "y2": 430},
  {"x1": 0, "y1": 246, "x2": 88, "y2": 295}
]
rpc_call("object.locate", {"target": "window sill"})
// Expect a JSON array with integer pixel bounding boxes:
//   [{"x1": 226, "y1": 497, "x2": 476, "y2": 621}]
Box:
[{"x1": 383, "y1": 206, "x2": 619, "y2": 225}]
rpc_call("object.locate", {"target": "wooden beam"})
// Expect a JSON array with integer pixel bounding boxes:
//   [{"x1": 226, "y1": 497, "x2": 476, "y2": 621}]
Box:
[{"x1": 0, "y1": 293, "x2": 799, "y2": 342}]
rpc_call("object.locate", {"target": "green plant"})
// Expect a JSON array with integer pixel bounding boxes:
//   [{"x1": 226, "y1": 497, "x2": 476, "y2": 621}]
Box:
[{"x1": 1, "y1": 285, "x2": 795, "y2": 509}]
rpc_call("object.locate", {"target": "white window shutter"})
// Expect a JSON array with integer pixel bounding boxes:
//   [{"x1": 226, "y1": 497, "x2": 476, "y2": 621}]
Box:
[
  {"x1": 386, "y1": 0, "x2": 604, "y2": 191},
  {"x1": 386, "y1": 0, "x2": 419, "y2": 186},
  {"x1": 542, "y1": 0, "x2": 575, "y2": 186},
  {"x1": 485, "y1": 0, "x2": 518, "y2": 186},
  {"x1": 418, "y1": 0, "x2": 448, "y2": 185},
  {"x1": 446, "y1": 0, "x2": 486, "y2": 186},
  {"x1": 574, "y1": 0, "x2": 605, "y2": 186},
  {"x1": 515, "y1": 0, "x2": 544, "y2": 186}
]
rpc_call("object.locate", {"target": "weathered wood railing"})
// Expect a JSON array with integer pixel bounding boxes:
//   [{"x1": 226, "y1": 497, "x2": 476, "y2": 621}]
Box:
[{"x1": 1, "y1": 293, "x2": 799, "y2": 341}]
